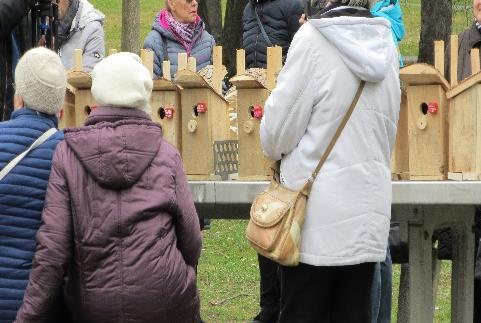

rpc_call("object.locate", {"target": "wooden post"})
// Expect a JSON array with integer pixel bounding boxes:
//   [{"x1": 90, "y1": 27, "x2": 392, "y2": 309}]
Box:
[
  {"x1": 73, "y1": 49, "x2": 83, "y2": 72},
  {"x1": 188, "y1": 57, "x2": 197, "y2": 72},
  {"x1": 236, "y1": 49, "x2": 246, "y2": 76},
  {"x1": 450, "y1": 35, "x2": 459, "y2": 86},
  {"x1": 141, "y1": 50, "x2": 154, "y2": 78},
  {"x1": 178, "y1": 53, "x2": 188, "y2": 72},
  {"x1": 109, "y1": 48, "x2": 118, "y2": 56},
  {"x1": 471, "y1": 48, "x2": 480, "y2": 75},
  {"x1": 163, "y1": 61, "x2": 171, "y2": 81},
  {"x1": 266, "y1": 46, "x2": 282, "y2": 91},
  {"x1": 212, "y1": 46, "x2": 223, "y2": 94},
  {"x1": 434, "y1": 40, "x2": 444, "y2": 77}
]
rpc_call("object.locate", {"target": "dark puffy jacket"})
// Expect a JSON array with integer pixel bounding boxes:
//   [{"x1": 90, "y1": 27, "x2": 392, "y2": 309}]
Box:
[
  {"x1": 242, "y1": 0, "x2": 303, "y2": 68},
  {"x1": 143, "y1": 13, "x2": 215, "y2": 78},
  {"x1": 0, "y1": 0, "x2": 33, "y2": 121},
  {"x1": 15, "y1": 107, "x2": 202, "y2": 323},
  {"x1": 0, "y1": 108, "x2": 64, "y2": 322}
]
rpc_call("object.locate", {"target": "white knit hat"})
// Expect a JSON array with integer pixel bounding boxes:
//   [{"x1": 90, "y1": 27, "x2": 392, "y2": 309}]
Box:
[
  {"x1": 15, "y1": 47, "x2": 67, "y2": 115},
  {"x1": 91, "y1": 52, "x2": 153, "y2": 113}
]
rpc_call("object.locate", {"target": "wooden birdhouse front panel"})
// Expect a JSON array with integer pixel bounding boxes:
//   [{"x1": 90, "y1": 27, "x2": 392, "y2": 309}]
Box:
[
  {"x1": 60, "y1": 89, "x2": 76, "y2": 129},
  {"x1": 150, "y1": 90, "x2": 182, "y2": 151},
  {"x1": 407, "y1": 84, "x2": 448, "y2": 179},
  {"x1": 391, "y1": 90, "x2": 409, "y2": 179},
  {"x1": 74, "y1": 89, "x2": 94, "y2": 127},
  {"x1": 449, "y1": 85, "x2": 480, "y2": 175},
  {"x1": 237, "y1": 88, "x2": 272, "y2": 179},
  {"x1": 181, "y1": 89, "x2": 214, "y2": 176}
]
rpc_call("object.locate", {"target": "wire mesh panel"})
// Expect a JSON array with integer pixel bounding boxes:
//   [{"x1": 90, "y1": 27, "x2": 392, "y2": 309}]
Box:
[{"x1": 213, "y1": 140, "x2": 239, "y2": 180}]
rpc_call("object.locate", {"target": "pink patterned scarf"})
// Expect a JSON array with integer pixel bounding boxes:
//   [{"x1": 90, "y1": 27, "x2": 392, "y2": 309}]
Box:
[{"x1": 158, "y1": 9, "x2": 202, "y2": 55}]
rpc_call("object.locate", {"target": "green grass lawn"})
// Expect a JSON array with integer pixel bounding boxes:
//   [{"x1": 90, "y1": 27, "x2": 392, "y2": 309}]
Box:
[{"x1": 88, "y1": 1, "x2": 466, "y2": 321}]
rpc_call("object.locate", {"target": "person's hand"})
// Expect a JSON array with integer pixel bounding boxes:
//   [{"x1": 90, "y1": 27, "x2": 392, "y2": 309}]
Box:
[{"x1": 299, "y1": 14, "x2": 307, "y2": 25}]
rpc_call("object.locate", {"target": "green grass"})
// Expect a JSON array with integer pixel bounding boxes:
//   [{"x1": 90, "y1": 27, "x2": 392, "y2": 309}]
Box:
[{"x1": 87, "y1": 1, "x2": 465, "y2": 321}]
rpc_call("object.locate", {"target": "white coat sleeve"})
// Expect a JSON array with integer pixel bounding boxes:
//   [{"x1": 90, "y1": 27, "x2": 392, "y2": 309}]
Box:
[{"x1": 260, "y1": 27, "x2": 317, "y2": 161}]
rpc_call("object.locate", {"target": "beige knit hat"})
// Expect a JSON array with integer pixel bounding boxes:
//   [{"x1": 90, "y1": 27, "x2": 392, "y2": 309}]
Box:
[
  {"x1": 15, "y1": 47, "x2": 67, "y2": 115},
  {"x1": 91, "y1": 52, "x2": 153, "y2": 113}
]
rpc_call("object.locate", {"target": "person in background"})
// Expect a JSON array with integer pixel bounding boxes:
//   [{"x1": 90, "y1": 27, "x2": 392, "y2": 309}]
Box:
[
  {"x1": 242, "y1": 1, "x2": 303, "y2": 322},
  {"x1": 56, "y1": 0, "x2": 105, "y2": 71},
  {"x1": 260, "y1": 0, "x2": 400, "y2": 321},
  {"x1": 443, "y1": 1, "x2": 481, "y2": 321},
  {"x1": 143, "y1": 0, "x2": 215, "y2": 79},
  {"x1": 0, "y1": 47, "x2": 66, "y2": 323},
  {"x1": 0, "y1": 0, "x2": 35, "y2": 121},
  {"x1": 242, "y1": 0, "x2": 304, "y2": 68},
  {"x1": 15, "y1": 52, "x2": 203, "y2": 323}
]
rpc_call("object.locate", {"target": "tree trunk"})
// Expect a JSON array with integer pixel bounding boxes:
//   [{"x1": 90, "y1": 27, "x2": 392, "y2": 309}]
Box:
[
  {"x1": 222, "y1": 0, "x2": 248, "y2": 77},
  {"x1": 418, "y1": 0, "x2": 452, "y2": 64},
  {"x1": 198, "y1": 0, "x2": 223, "y2": 44},
  {"x1": 121, "y1": 0, "x2": 140, "y2": 54}
]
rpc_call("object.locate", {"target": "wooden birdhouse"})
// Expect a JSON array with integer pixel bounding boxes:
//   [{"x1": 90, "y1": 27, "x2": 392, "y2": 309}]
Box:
[
  {"x1": 230, "y1": 47, "x2": 282, "y2": 180},
  {"x1": 60, "y1": 49, "x2": 94, "y2": 129},
  {"x1": 175, "y1": 47, "x2": 230, "y2": 180},
  {"x1": 391, "y1": 88, "x2": 409, "y2": 180},
  {"x1": 446, "y1": 36, "x2": 481, "y2": 180},
  {"x1": 398, "y1": 40, "x2": 450, "y2": 180},
  {"x1": 141, "y1": 49, "x2": 182, "y2": 151}
]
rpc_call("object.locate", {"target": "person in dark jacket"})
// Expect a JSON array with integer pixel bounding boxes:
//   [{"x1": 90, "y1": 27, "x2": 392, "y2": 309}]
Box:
[
  {"x1": 0, "y1": 0, "x2": 35, "y2": 121},
  {"x1": 143, "y1": 0, "x2": 215, "y2": 78},
  {"x1": 0, "y1": 47, "x2": 66, "y2": 323},
  {"x1": 243, "y1": 1, "x2": 302, "y2": 323},
  {"x1": 15, "y1": 52, "x2": 203, "y2": 323},
  {"x1": 242, "y1": 0, "x2": 303, "y2": 68}
]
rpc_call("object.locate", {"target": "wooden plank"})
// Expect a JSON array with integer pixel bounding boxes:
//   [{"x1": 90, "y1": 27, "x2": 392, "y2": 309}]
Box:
[
  {"x1": 74, "y1": 89, "x2": 93, "y2": 127},
  {"x1": 237, "y1": 88, "x2": 273, "y2": 178},
  {"x1": 152, "y1": 79, "x2": 178, "y2": 91},
  {"x1": 149, "y1": 90, "x2": 182, "y2": 151},
  {"x1": 446, "y1": 72, "x2": 481, "y2": 98},
  {"x1": 236, "y1": 49, "x2": 246, "y2": 76},
  {"x1": 163, "y1": 61, "x2": 171, "y2": 81},
  {"x1": 212, "y1": 46, "x2": 223, "y2": 94},
  {"x1": 178, "y1": 53, "x2": 188, "y2": 71},
  {"x1": 188, "y1": 57, "x2": 197, "y2": 72},
  {"x1": 448, "y1": 172, "x2": 464, "y2": 181},
  {"x1": 409, "y1": 175, "x2": 447, "y2": 180},
  {"x1": 407, "y1": 85, "x2": 448, "y2": 178},
  {"x1": 471, "y1": 48, "x2": 480, "y2": 75},
  {"x1": 434, "y1": 40, "x2": 444, "y2": 77},
  {"x1": 68, "y1": 72, "x2": 92, "y2": 89},
  {"x1": 449, "y1": 88, "x2": 477, "y2": 173},
  {"x1": 400, "y1": 64, "x2": 450, "y2": 91},
  {"x1": 391, "y1": 90, "x2": 409, "y2": 175},
  {"x1": 230, "y1": 74, "x2": 264, "y2": 89},
  {"x1": 59, "y1": 90, "x2": 76, "y2": 129},
  {"x1": 451, "y1": 34, "x2": 459, "y2": 86},
  {"x1": 74, "y1": 49, "x2": 83, "y2": 72},
  {"x1": 141, "y1": 49, "x2": 154, "y2": 78},
  {"x1": 266, "y1": 46, "x2": 282, "y2": 91}
]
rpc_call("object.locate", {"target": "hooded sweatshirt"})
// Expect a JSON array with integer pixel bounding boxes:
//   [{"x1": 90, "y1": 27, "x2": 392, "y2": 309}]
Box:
[
  {"x1": 260, "y1": 6, "x2": 401, "y2": 266},
  {"x1": 58, "y1": 0, "x2": 105, "y2": 71},
  {"x1": 15, "y1": 107, "x2": 202, "y2": 323}
]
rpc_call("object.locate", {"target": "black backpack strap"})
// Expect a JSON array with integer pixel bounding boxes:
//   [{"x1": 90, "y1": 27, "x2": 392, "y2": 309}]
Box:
[
  {"x1": 254, "y1": 6, "x2": 273, "y2": 47},
  {"x1": 161, "y1": 34, "x2": 169, "y2": 61}
]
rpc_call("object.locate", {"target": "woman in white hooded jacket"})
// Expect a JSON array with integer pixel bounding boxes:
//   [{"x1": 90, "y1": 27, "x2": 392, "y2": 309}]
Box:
[{"x1": 259, "y1": 0, "x2": 400, "y2": 321}]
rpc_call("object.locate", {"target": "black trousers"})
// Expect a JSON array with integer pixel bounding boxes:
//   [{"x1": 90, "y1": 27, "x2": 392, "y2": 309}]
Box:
[
  {"x1": 279, "y1": 262, "x2": 376, "y2": 323},
  {"x1": 256, "y1": 254, "x2": 281, "y2": 322}
]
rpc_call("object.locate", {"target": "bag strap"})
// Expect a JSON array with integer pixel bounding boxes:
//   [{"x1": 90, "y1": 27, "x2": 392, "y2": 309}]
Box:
[
  {"x1": 301, "y1": 81, "x2": 366, "y2": 195},
  {"x1": 254, "y1": 6, "x2": 274, "y2": 47},
  {"x1": 0, "y1": 128, "x2": 58, "y2": 181},
  {"x1": 161, "y1": 34, "x2": 169, "y2": 63}
]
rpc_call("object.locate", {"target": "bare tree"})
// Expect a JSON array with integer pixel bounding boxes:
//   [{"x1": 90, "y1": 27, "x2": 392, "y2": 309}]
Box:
[
  {"x1": 198, "y1": 0, "x2": 223, "y2": 44},
  {"x1": 418, "y1": 0, "x2": 452, "y2": 64},
  {"x1": 222, "y1": 0, "x2": 249, "y2": 77},
  {"x1": 122, "y1": 0, "x2": 140, "y2": 53}
]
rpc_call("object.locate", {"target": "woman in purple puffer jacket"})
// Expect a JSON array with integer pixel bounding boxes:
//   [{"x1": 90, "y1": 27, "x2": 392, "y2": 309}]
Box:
[{"x1": 15, "y1": 52, "x2": 202, "y2": 323}]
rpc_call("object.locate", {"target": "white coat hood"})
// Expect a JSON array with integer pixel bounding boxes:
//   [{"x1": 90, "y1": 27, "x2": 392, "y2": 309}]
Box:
[
  {"x1": 72, "y1": 0, "x2": 105, "y2": 31},
  {"x1": 309, "y1": 7, "x2": 393, "y2": 82}
]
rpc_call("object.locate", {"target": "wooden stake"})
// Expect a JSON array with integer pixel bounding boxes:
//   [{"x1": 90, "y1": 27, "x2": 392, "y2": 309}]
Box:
[
  {"x1": 74, "y1": 49, "x2": 83, "y2": 72},
  {"x1": 163, "y1": 61, "x2": 171, "y2": 81},
  {"x1": 450, "y1": 34, "x2": 459, "y2": 86},
  {"x1": 178, "y1": 53, "x2": 188, "y2": 71},
  {"x1": 140, "y1": 48, "x2": 146, "y2": 62},
  {"x1": 142, "y1": 50, "x2": 154, "y2": 78},
  {"x1": 188, "y1": 57, "x2": 197, "y2": 72},
  {"x1": 236, "y1": 49, "x2": 246, "y2": 76},
  {"x1": 109, "y1": 48, "x2": 118, "y2": 56},
  {"x1": 266, "y1": 46, "x2": 282, "y2": 90},
  {"x1": 471, "y1": 48, "x2": 480, "y2": 75},
  {"x1": 434, "y1": 40, "x2": 444, "y2": 77},
  {"x1": 213, "y1": 46, "x2": 223, "y2": 94}
]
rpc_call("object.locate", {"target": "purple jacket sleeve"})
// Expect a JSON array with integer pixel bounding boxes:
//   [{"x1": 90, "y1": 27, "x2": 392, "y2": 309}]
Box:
[
  {"x1": 171, "y1": 152, "x2": 202, "y2": 267},
  {"x1": 16, "y1": 146, "x2": 73, "y2": 323}
]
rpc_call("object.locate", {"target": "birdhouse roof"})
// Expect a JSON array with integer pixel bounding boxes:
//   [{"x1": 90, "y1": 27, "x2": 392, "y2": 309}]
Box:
[
  {"x1": 446, "y1": 71, "x2": 481, "y2": 99},
  {"x1": 400, "y1": 63, "x2": 450, "y2": 92}
]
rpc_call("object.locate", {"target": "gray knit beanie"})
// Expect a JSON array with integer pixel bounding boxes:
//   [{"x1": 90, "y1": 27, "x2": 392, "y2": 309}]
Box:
[{"x1": 15, "y1": 47, "x2": 67, "y2": 115}]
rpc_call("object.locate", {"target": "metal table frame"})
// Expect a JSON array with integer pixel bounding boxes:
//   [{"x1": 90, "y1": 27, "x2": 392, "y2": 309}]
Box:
[{"x1": 189, "y1": 181, "x2": 478, "y2": 323}]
